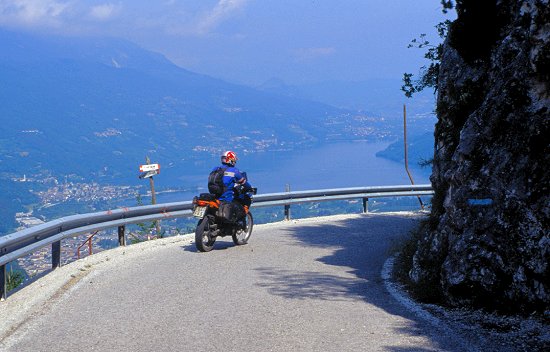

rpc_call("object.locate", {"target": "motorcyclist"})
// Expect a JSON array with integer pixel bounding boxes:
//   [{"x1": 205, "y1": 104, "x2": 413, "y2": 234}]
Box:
[{"x1": 215, "y1": 150, "x2": 253, "y2": 218}]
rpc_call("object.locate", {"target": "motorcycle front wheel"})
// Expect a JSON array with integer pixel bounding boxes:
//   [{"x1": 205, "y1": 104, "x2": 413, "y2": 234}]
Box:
[
  {"x1": 195, "y1": 217, "x2": 216, "y2": 252},
  {"x1": 232, "y1": 212, "x2": 253, "y2": 245}
]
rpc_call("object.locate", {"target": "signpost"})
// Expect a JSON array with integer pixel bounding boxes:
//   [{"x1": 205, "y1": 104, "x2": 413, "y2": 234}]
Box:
[
  {"x1": 139, "y1": 164, "x2": 160, "y2": 173},
  {"x1": 139, "y1": 157, "x2": 162, "y2": 237}
]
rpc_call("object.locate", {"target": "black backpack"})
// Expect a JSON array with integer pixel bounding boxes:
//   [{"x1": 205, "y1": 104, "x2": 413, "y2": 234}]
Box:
[{"x1": 208, "y1": 167, "x2": 227, "y2": 197}]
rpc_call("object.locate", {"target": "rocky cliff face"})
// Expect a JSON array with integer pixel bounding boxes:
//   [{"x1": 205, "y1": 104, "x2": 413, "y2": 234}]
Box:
[{"x1": 410, "y1": 0, "x2": 549, "y2": 312}]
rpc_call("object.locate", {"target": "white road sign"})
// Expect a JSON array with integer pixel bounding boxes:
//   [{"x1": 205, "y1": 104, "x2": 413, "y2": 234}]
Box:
[
  {"x1": 139, "y1": 163, "x2": 160, "y2": 172},
  {"x1": 139, "y1": 170, "x2": 159, "y2": 179}
]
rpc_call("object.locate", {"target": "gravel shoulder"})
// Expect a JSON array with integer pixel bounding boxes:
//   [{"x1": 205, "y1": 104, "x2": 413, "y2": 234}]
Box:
[{"x1": 384, "y1": 256, "x2": 550, "y2": 351}]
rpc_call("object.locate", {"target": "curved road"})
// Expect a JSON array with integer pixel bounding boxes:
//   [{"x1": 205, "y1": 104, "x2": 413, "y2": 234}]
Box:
[{"x1": 1, "y1": 213, "x2": 467, "y2": 351}]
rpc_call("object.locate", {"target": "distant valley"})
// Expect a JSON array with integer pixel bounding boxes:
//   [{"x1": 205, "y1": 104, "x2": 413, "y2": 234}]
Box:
[{"x1": 0, "y1": 29, "x2": 436, "y2": 234}]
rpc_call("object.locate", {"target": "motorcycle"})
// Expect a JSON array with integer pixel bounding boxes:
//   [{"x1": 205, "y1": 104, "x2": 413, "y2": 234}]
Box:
[{"x1": 192, "y1": 179, "x2": 257, "y2": 252}]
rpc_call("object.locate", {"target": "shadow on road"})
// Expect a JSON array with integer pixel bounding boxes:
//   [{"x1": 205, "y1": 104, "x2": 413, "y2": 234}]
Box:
[
  {"x1": 255, "y1": 214, "x2": 416, "y2": 303},
  {"x1": 255, "y1": 266, "x2": 369, "y2": 301},
  {"x1": 254, "y1": 213, "x2": 463, "y2": 351},
  {"x1": 181, "y1": 239, "x2": 235, "y2": 252}
]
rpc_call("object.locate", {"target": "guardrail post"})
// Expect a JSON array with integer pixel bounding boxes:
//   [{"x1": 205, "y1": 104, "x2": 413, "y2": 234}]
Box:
[
  {"x1": 362, "y1": 197, "x2": 369, "y2": 213},
  {"x1": 0, "y1": 264, "x2": 6, "y2": 301},
  {"x1": 118, "y1": 225, "x2": 126, "y2": 246},
  {"x1": 52, "y1": 241, "x2": 61, "y2": 269},
  {"x1": 284, "y1": 184, "x2": 291, "y2": 221}
]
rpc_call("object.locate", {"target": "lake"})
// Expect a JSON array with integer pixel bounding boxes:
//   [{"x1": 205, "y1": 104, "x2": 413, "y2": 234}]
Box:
[{"x1": 148, "y1": 140, "x2": 432, "y2": 204}]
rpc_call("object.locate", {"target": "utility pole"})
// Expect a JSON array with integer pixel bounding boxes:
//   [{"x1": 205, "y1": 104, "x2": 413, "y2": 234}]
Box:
[
  {"x1": 404, "y1": 104, "x2": 425, "y2": 210},
  {"x1": 146, "y1": 156, "x2": 162, "y2": 237},
  {"x1": 146, "y1": 157, "x2": 157, "y2": 202}
]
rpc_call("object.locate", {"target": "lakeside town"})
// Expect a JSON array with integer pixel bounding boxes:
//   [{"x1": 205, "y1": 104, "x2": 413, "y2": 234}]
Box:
[
  {"x1": 14, "y1": 210, "x2": 114, "y2": 276},
  {"x1": 28, "y1": 180, "x2": 142, "y2": 208},
  {"x1": 14, "y1": 210, "x2": 184, "y2": 278},
  {"x1": 8, "y1": 176, "x2": 148, "y2": 277},
  {"x1": 14, "y1": 228, "x2": 116, "y2": 277}
]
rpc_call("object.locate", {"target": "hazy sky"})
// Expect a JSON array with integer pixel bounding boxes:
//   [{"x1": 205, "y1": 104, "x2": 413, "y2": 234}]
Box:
[{"x1": 0, "y1": 0, "x2": 454, "y2": 86}]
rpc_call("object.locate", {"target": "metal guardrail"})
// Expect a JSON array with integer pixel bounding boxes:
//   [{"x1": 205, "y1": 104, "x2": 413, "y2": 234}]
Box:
[{"x1": 0, "y1": 184, "x2": 433, "y2": 300}]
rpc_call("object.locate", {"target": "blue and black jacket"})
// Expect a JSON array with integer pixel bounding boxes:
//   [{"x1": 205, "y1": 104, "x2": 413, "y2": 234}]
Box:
[{"x1": 212, "y1": 165, "x2": 250, "y2": 202}]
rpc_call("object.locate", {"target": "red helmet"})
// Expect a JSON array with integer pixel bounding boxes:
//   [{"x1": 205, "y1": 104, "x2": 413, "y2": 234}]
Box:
[{"x1": 221, "y1": 150, "x2": 237, "y2": 166}]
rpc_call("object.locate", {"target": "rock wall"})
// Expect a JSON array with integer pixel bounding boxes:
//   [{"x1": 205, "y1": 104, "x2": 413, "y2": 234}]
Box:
[{"x1": 410, "y1": 0, "x2": 549, "y2": 312}]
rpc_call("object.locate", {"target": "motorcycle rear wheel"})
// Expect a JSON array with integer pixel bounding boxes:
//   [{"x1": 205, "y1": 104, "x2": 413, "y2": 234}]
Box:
[
  {"x1": 232, "y1": 212, "x2": 253, "y2": 245},
  {"x1": 195, "y1": 217, "x2": 215, "y2": 252}
]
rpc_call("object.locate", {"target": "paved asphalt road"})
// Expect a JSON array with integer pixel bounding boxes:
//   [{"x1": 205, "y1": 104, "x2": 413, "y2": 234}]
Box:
[{"x1": 1, "y1": 213, "x2": 468, "y2": 351}]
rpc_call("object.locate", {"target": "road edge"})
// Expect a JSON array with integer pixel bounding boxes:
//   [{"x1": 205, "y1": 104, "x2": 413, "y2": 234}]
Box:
[{"x1": 381, "y1": 255, "x2": 480, "y2": 352}]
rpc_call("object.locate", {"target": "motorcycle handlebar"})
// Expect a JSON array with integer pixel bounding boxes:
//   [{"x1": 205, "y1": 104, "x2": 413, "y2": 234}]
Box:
[{"x1": 236, "y1": 184, "x2": 257, "y2": 195}]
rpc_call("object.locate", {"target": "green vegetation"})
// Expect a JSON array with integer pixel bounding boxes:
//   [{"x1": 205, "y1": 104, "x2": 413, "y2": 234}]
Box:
[
  {"x1": 0, "y1": 178, "x2": 40, "y2": 234},
  {"x1": 128, "y1": 194, "x2": 164, "y2": 243},
  {"x1": 401, "y1": 1, "x2": 454, "y2": 98},
  {"x1": 393, "y1": 219, "x2": 443, "y2": 304},
  {"x1": 7, "y1": 268, "x2": 25, "y2": 292},
  {"x1": 128, "y1": 222, "x2": 156, "y2": 244}
]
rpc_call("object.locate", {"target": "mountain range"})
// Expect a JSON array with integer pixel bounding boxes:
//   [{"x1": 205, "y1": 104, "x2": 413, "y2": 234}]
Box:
[{"x1": 1, "y1": 29, "x2": 383, "y2": 185}]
